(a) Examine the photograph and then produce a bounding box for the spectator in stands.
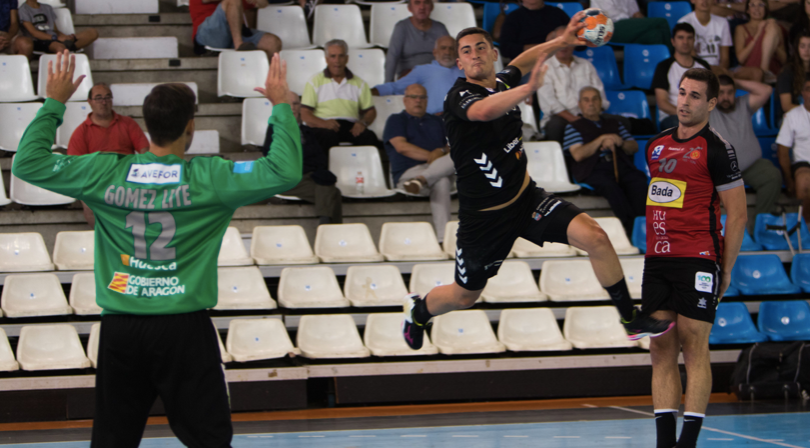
[788,0,809,53]
[302,39,380,152]
[499,0,569,60]
[733,0,786,84]
[0,0,33,57]
[653,23,711,130]
[68,83,150,228]
[385,0,449,83]
[777,75,810,224]
[383,84,454,239]
[590,0,672,50]
[711,75,782,229]
[263,91,342,224]
[18,0,97,54]
[190,0,281,57]
[778,31,810,113]
[373,36,462,115]
[715,0,800,22]
[538,26,612,144]
[563,87,646,235]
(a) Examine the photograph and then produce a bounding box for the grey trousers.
[742,158,783,231]
[281,173,343,223]
[396,154,455,241]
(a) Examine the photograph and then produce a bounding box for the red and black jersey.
[645,124,744,263]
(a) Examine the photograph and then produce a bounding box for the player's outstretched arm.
[509,11,587,77]
[466,51,551,122]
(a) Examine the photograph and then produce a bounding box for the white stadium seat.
[251,225,318,265]
[429,3,476,38]
[364,313,439,356]
[16,324,91,371]
[297,315,370,358]
[76,0,158,13]
[56,102,91,148]
[10,171,75,206]
[218,50,268,98]
[277,266,350,308]
[88,37,177,59]
[226,318,296,362]
[0,56,38,102]
[0,328,19,371]
[315,223,384,263]
[52,230,94,270]
[344,264,408,307]
[0,103,43,151]
[145,130,218,154]
[498,308,573,351]
[280,49,326,96]
[637,336,650,350]
[0,232,55,272]
[257,6,313,50]
[442,221,459,258]
[369,3,411,47]
[312,5,372,48]
[0,174,11,207]
[524,141,580,193]
[539,259,609,301]
[216,324,233,363]
[410,262,456,296]
[87,322,100,368]
[620,257,644,299]
[346,48,385,89]
[431,310,506,355]
[481,260,547,303]
[564,306,638,349]
[329,146,396,198]
[575,217,640,255]
[518,101,539,135]
[218,227,253,266]
[69,273,102,315]
[368,95,404,140]
[510,237,576,258]
[110,82,198,107]
[379,222,447,261]
[38,54,93,101]
[241,98,275,146]
[54,7,75,34]
[21,0,65,7]
[1,273,73,318]
[214,267,277,310]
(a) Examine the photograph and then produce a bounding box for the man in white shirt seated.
[590,0,671,50]
[776,75,810,225]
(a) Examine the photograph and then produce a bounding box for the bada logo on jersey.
[646,177,686,208]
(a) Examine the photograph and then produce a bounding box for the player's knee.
[15,37,33,57]
[584,225,612,254]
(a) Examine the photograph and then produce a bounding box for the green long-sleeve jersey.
[13,99,303,315]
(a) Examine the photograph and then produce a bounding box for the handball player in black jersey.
[402,16,675,350]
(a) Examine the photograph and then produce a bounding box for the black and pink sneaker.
[402,293,432,350]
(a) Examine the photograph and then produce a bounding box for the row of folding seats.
[710,301,810,344]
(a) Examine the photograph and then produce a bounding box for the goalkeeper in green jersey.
[13,51,302,447]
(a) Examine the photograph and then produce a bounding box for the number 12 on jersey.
[125,211,177,261]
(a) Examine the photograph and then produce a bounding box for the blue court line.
[2,413,808,447]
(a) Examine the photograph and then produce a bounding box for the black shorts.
[792,161,810,177]
[453,184,582,291]
[32,39,53,53]
[641,257,722,324]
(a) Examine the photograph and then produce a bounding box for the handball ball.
[577,8,614,47]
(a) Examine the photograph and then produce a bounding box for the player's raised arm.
[509,10,588,76]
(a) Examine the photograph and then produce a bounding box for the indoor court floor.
[0,396,807,447]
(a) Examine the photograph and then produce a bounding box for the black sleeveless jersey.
[443,66,527,211]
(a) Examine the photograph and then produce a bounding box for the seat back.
[563,306,637,348]
[574,46,623,90]
[553,2,583,17]
[88,37,178,59]
[753,213,810,251]
[241,98,274,146]
[0,328,18,371]
[0,172,11,206]
[370,3,411,47]
[215,267,276,310]
[631,216,647,253]
[604,90,651,119]
[623,44,670,90]
[1,273,72,318]
[511,237,575,258]
[482,2,519,34]
[429,3,476,38]
[10,170,75,206]
[368,95,405,140]
[329,146,395,198]
[409,262,455,296]
[791,253,810,293]
[346,48,386,89]
[518,101,539,133]
[720,214,761,251]
[539,259,609,301]
[758,300,810,341]
[280,49,327,96]
[278,266,349,308]
[0,103,43,151]
[257,6,312,49]
[647,1,692,29]
[69,272,101,315]
[431,310,506,354]
[442,220,459,257]
[52,230,94,270]
[592,217,639,254]
[498,308,572,351]
[345,265,408,306]
[709,302,767,344]
[86,322,100,368]
[250,225,318,265]
[218,227,252,266]
[53,7,75,34]
[16,324,91,371]
[364,313,439,356]
[226,318,294,362]
[38,54,93,101]
[297,314,370,358]
[217,51,268,98]
[313,5,370,48]
[314,223,383,262]
[111,82,198,107]
[481,260,546,303]
[75,0,158,13]
[379,222,446,261]
[56,102,91,148]
[0,56,37,102]
[523,141,581,193]
[731,254,801,295]
[0,232,54,272]
[620,257,645,299]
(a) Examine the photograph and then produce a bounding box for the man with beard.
[709,74,781,228]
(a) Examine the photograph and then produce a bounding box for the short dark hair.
[88,82,110,100]
[745,0,769,19]
[717,74,735,88]
[680,68,719,101]
[672,22,695,38]
[143,84,196,147]
[455,27,494,53]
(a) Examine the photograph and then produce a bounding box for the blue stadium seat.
[574,46,626,90]
[604,90,651,120]
[757,300,810,341]
[631,216,647,253]
[623,44,670,90]
[647,1,692,30]
[757,137,780,169]
[553,2,583,17]
[633,141,651,178]
[731,254,801,295]
[720,215,762,251]
[709,302,768,344]
[753,213,810,251]
[723,285,740,297]
[482,3,519,35]
[790,253,810,293]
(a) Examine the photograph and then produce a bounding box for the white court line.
[504,435,529,438]
[606,436,632,439]
[610,406,805,448]
[401,435,427,437]
[708,438,734,441]
[452,435,479,437]
[554,436,580,438]
[349,435,376,437]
